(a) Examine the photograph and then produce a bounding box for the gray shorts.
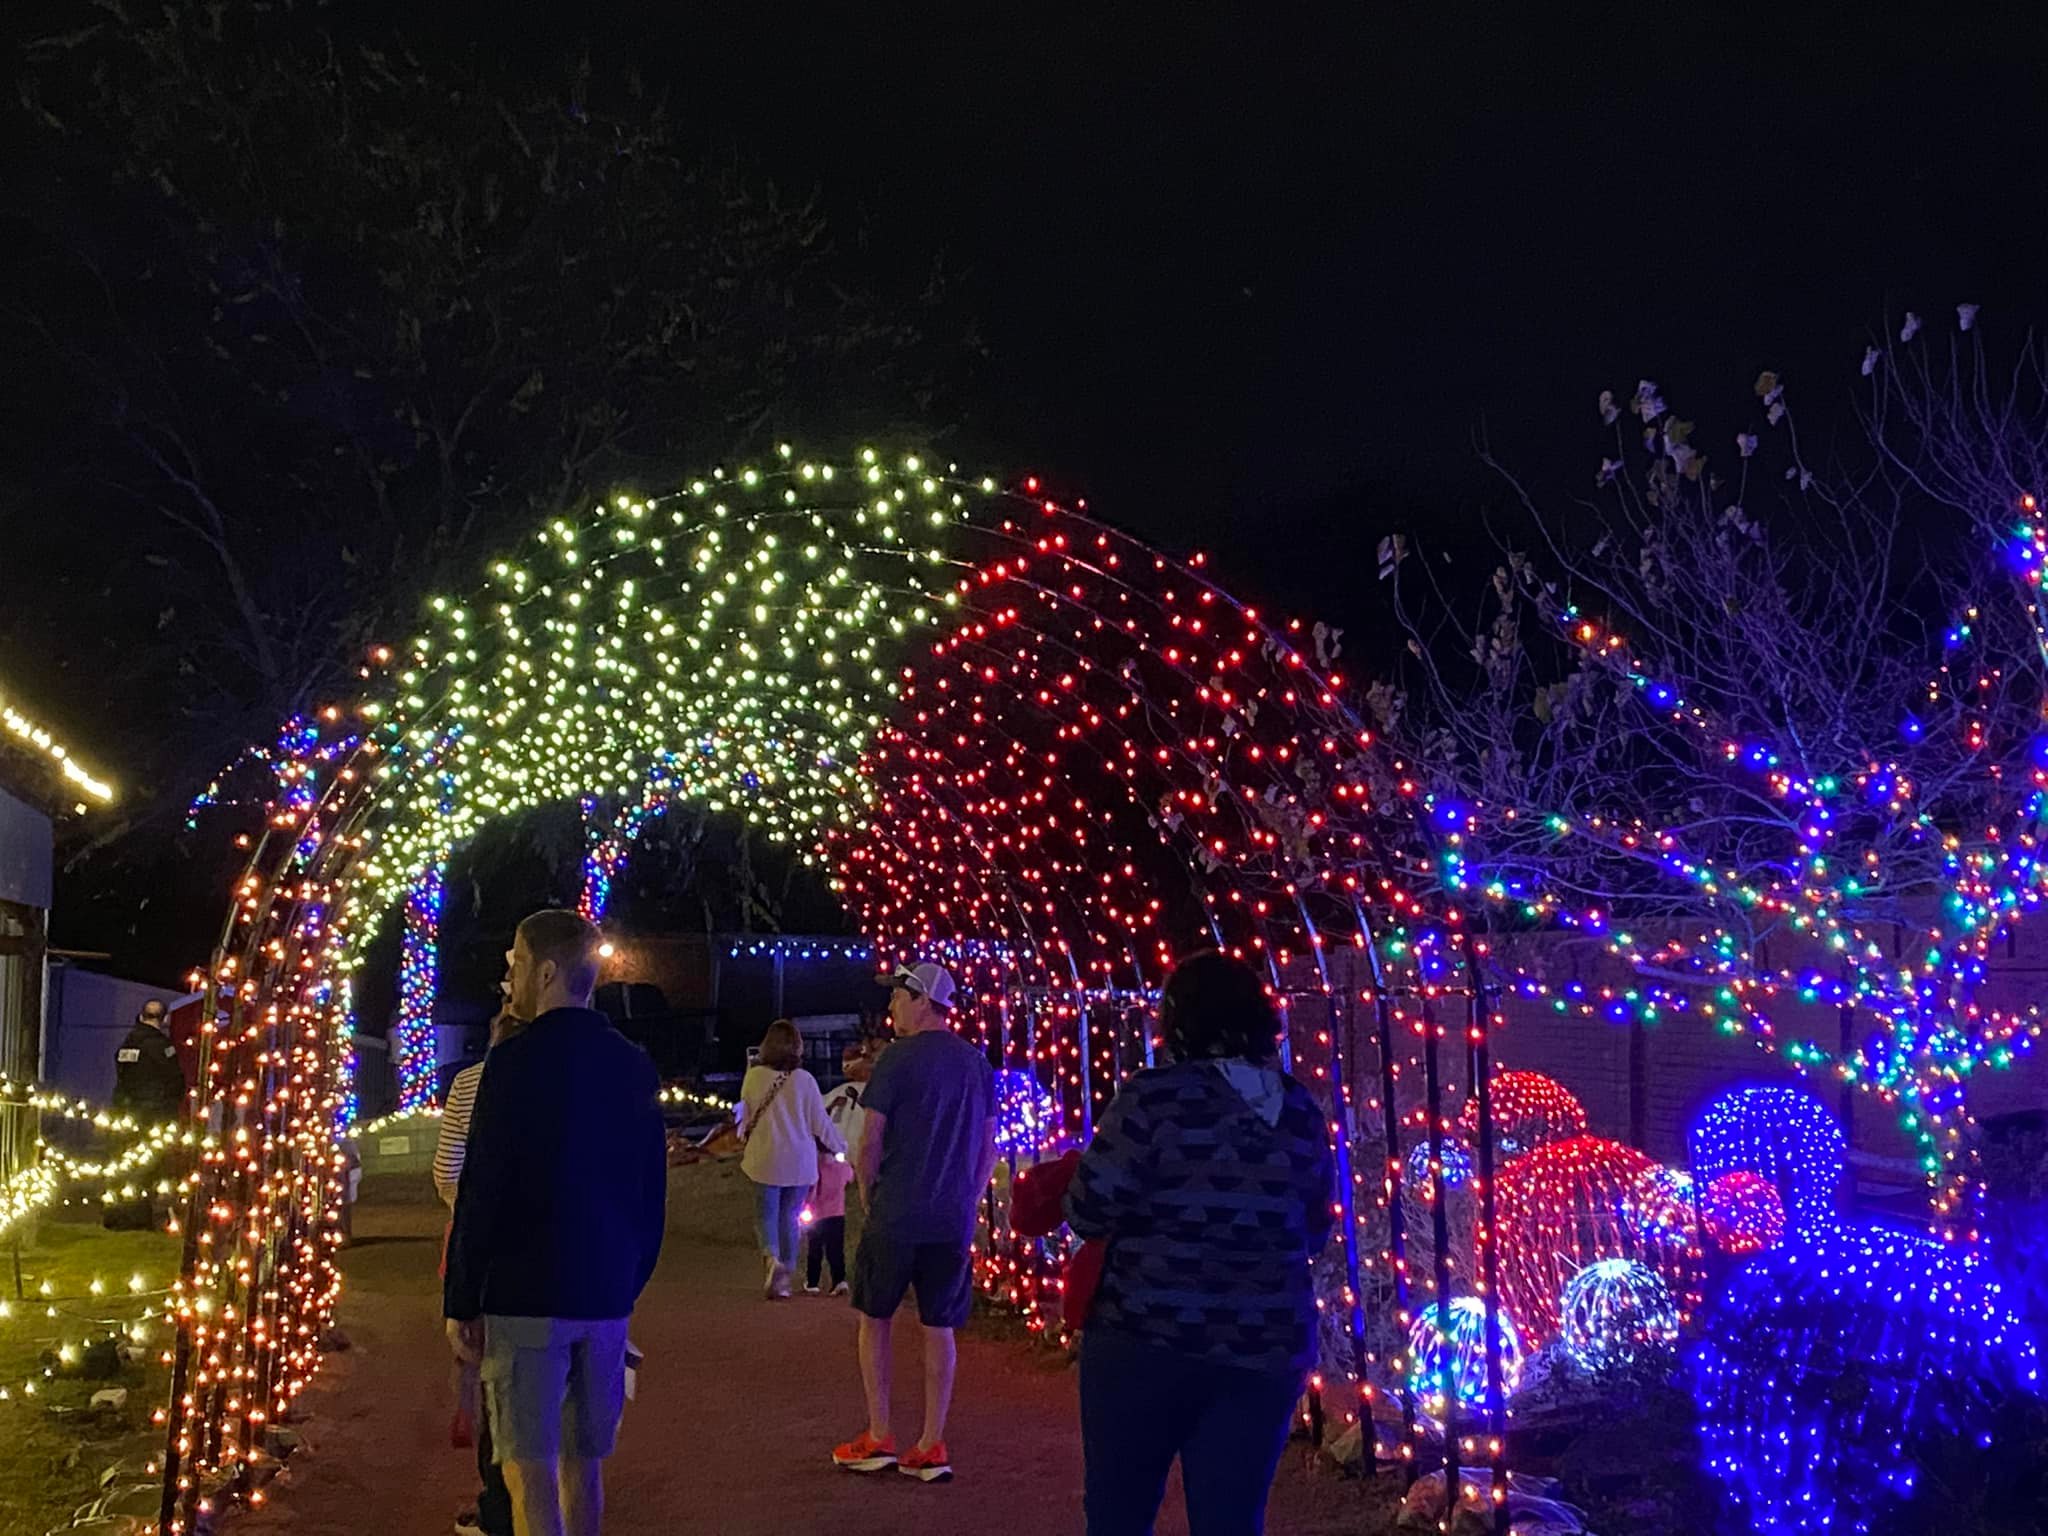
[481,1315,630,1463]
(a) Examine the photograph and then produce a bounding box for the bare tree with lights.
[1385,310,2048,1234]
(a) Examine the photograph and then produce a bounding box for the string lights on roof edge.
[0,680,115,805]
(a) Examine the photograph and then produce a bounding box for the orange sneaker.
[898,1442,953,1483]
[832,1431,898,1473]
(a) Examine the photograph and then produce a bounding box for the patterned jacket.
[1063,1060,1334,1373]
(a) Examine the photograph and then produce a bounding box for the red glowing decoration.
[1700,1169,1786,1255]
[1496,1134,1703,1347]
[1460,1069,1587,1162]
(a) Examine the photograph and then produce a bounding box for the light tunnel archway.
[160,448,1511,1532]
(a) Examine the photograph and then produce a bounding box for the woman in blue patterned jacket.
[1064,950,1335,1536]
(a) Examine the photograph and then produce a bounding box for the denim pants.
[1078,1328,1303,1536]
[753,1181,805,1266]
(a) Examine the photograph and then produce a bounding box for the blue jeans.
[1078,1328,1303,1536]
[753,1182,805,1267]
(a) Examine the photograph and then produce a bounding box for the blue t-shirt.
[862,1029,996,1244]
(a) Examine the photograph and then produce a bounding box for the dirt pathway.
[240,1169,1372,1536]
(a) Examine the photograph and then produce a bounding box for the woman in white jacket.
[741,1019,847,1298]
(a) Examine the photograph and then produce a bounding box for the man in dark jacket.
[445,911,667,1536]
[112,1000,185,1121]
[105,1000,185,1231]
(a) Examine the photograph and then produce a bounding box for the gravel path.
[237,1165,1376,1535]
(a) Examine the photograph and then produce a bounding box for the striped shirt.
[1064,1059,1334,1373]
[434,1061,486,1206]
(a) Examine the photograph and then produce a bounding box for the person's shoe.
[898,1442,953,1483]
[831,1280,851,1297]
[803,1283,822,1296]
[453,1509,484,1536]
[769,1261,793,1300]
[832,1431,898,1472]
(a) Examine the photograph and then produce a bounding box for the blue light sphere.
[1406,1296,1525,1423]
[1559,1257,1681,1374]
[991,1068,1063,1156]
[1689,1085,1845,1238]
[1404,1136,1474,1198]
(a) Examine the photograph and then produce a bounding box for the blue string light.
[393,865,443,1113]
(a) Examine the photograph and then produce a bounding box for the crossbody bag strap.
[739,1071,791,1144]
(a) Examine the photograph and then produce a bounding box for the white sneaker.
[767,1260,793,1300]
[831,1281,850,1297]
[804,1284,822,1295]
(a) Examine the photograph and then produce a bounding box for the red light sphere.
[1700,1169,1786,1256]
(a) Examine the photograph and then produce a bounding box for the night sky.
[329,0,2048,624]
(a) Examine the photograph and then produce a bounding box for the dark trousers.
[476,1396,513,1536]
[1078,1328,1303,1536]
[806,1215,847,1288]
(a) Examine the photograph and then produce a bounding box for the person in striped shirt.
[437,1007,526,1206]
[436,1006,524,1536]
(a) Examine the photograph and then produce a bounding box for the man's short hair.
[517,909,604,997]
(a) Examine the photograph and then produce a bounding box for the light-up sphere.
[1689,1085,1845,1237]
[1559,1258,1681,1374]
[1631,1165,1697,1243]
[991,1069,1063,1157]
[1462,1070,1588,1162]
[1700,1170,1785,1255]
[1497,1134,1701,1347]
[1404,1136,1474,1198]
[1406,1296,1524,1422]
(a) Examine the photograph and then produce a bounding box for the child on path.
[805,1149,854,1295]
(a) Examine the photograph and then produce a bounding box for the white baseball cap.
[888,961,957,1011]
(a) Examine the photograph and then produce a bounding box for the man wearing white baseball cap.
[832,960,996,1485]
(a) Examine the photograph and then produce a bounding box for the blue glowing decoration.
[1559,1258,1681,1374]
[1405,1135,1474,1196]
[394,864,444,1113]
[1406,1296,1525,1423]
[1689,1085,1846,1237]
[1692,1222,2042,1536]
[992,1069,1064,1157]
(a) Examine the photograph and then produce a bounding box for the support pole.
[1463,937,1510,1536]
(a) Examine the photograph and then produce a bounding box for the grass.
[0,1211,181,1536]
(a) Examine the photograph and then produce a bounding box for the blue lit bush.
[1692,1221,2040,1535]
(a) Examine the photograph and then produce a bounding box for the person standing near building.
[106,999,185,1230]
[111,999,184,1121]
[833,962,995,1485]
[445,912,668,1536]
